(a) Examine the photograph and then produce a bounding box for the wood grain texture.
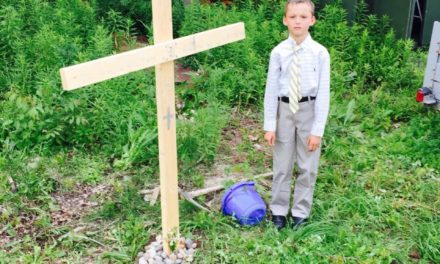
[152,0,178,255]
[60,22,245,90]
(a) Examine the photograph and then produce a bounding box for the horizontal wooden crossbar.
[60,22,245,90]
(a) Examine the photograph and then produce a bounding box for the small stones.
[177,237,186,250]
[148,248,157,258]
[185,238,193,249]
[138,235,197,264]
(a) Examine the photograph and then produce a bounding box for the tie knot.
[293,45,301,53]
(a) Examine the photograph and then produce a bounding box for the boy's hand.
[307,135,321,151]
[264,131,276,146]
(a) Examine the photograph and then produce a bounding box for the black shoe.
[271,215,287,230]
[291,216,308,229]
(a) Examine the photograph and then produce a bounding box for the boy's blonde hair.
[285,0,315,16]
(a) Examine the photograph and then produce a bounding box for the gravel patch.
[138,235,197,264]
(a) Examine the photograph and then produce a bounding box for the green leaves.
[314,2,421,94]
[0,0,114,150]
[177,103,228,178]
[113,121,158,170]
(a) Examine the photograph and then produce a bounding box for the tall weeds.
[0,0,427,164]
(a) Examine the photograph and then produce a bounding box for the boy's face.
[283,3,316,40]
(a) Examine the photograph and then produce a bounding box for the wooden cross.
[59,0,245,253]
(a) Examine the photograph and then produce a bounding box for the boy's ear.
[283,16,288,26]
[310,15,316,26]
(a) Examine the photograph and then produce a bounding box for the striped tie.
[289,45,302,114]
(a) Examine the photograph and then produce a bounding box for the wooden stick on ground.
[259,179,272,190]
[187,185,225,198]
[252,171,273,180]
[188,171,273,198]
[7,176,17,193]
[178,189,211,213]
[139,189,154,195]
[139,171,273,206]
[150,187,160,206]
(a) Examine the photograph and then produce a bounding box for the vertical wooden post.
[152,0,179,254]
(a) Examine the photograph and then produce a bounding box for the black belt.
[278,96,316,103]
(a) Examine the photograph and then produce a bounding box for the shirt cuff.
[264,120,277,132]
[310,126,324,137]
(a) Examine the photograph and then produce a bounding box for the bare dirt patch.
[50,183,111,227]
[0,183,112,250]
[201,107,272,186]
[191,108,273,211]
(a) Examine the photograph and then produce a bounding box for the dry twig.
[7,176,17,193]
[150,187,160,206]
[138,171,273,211]
[178,189,211,213]
[188,171,273,198]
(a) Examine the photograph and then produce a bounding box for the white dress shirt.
[264,34,330,137]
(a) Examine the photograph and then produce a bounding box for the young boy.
[264,0,330,229]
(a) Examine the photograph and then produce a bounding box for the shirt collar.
[287,34,313,51]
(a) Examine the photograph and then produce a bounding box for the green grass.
[179,89,439,264]
[1,90,438,263]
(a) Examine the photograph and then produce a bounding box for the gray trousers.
[270,100,321,218]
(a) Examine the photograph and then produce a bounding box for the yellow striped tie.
[289,45,302,114]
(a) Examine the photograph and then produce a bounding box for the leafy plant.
[178,103,229,179]
[94,0,185,37]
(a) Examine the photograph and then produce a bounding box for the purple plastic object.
[221,181,266,225]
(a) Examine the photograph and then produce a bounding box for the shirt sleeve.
[264,50,281,132]
[311,49,330,137]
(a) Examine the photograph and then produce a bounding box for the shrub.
[93,0,185,38]
[179,1,285,106]
[0,0,427,171]
[179,0,422,109]
[178,103,228,171]
[0,0,109,149]
[313,2,420,93]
